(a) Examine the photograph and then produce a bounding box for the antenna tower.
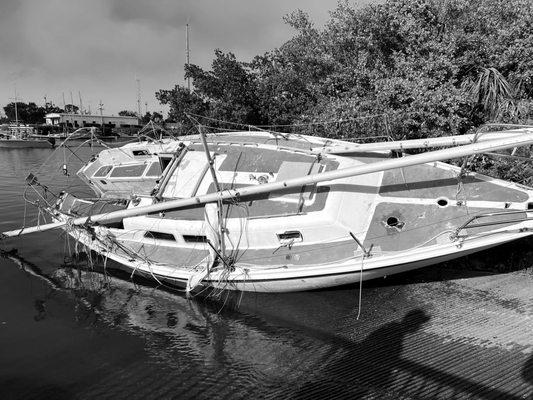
[98,100,104,129]
[136,78,142,118]
[78,91,84,115]
[186,22,191,91]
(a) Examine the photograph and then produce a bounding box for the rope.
[356,254,364,320]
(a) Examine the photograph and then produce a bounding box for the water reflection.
[2,246,531,399]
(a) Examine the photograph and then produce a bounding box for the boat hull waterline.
[53,217,531,292]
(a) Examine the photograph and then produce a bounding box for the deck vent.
[144,231,176,241]
[437,198,449,207]
[183,235,208,243]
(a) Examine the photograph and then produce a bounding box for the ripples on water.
[0,146,532,399]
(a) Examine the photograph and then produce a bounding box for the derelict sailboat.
[3,127,533,292]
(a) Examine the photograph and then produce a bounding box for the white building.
[45,113,139,128]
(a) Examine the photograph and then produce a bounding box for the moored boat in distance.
[3,127,533,292]
[0,124,55,148]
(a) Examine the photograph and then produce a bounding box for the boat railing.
[452,209,533,239]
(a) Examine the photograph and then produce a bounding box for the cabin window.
[93,165,113,177]
[110,164,147,178]
[277,231,303,246]
[277,231,303,241]
[144,231,176,241]
[145,162,162,177]
[132,150,150,156]
[183,235,208,243]
[159,157,172,172]
[436,198,449,207]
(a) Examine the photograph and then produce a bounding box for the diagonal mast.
[198,125,226,257]
[2,131,533,238]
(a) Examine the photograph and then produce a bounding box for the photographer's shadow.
[290,308,430,399]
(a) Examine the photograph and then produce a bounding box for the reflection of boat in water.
[0,247,298,377]
[4,127,533,292]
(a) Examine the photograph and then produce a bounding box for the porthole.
[436,197,449,207]
[386,216,399,227]
[384,216,405,231]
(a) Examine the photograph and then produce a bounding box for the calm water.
[1,146,532,400]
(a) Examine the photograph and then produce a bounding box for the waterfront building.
[45,113,139,129]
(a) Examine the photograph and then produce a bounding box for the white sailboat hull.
[56,215,532,292]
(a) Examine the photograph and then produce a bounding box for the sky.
[0,0,369,118]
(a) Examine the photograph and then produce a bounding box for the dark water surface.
[1,146,533,399]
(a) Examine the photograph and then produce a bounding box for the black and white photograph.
[1,0,533,398]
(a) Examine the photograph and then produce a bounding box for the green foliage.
[156,85,209,133]
[2,101,65,125]
[185,50,261,125]
[44,102,63,114]
[64,104,79,114]
[157,0,533,141]
[3,102,46,124]
[118,110,138,117]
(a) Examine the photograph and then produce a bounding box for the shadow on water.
[2,247,532,399]
[289,309,431,399]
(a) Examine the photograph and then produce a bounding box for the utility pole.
[62,92,66,110]
[186,22,190,91]
[136,78,142,118]
[14,86,19,126]
[145,101,148,115]
[98,100,104,132]
[69,91,74,113]
[78,91,84,115]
